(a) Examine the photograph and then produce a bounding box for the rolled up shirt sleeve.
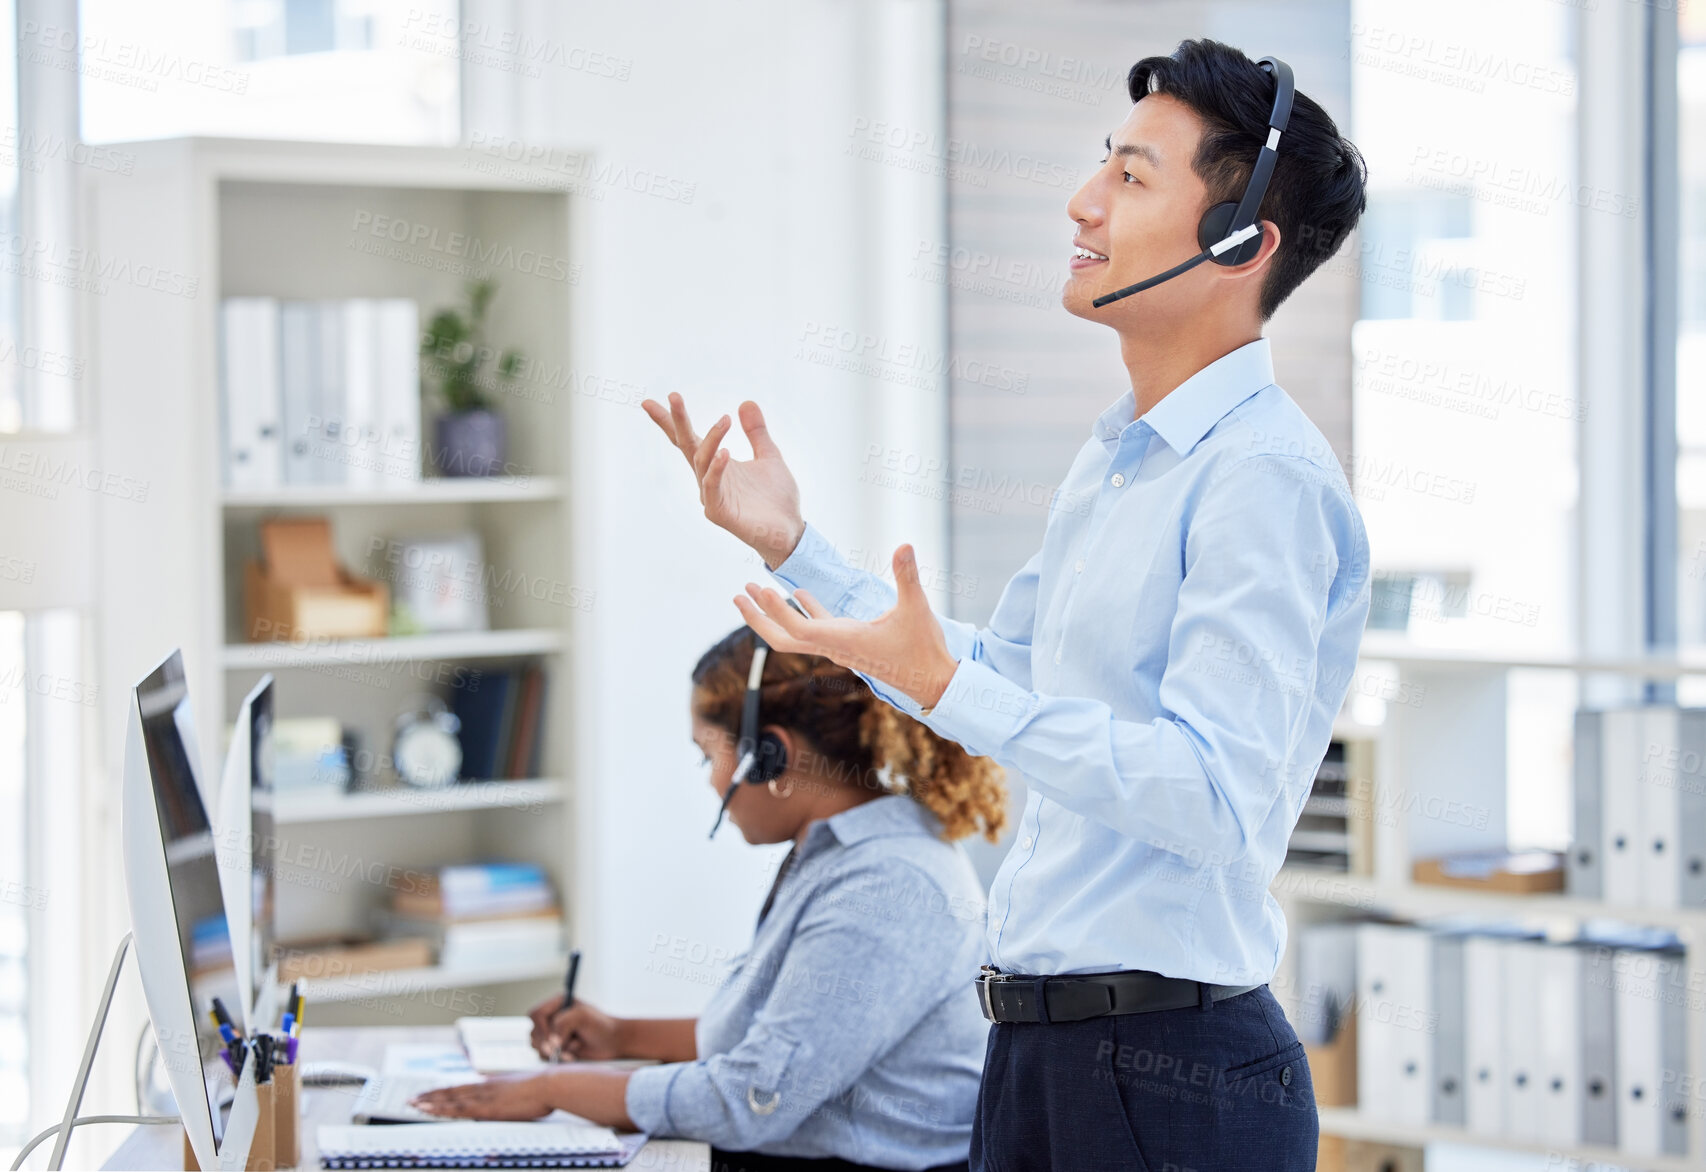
[918,455,1366,864]
[768,522,1041,717]
[622,860,977,1151]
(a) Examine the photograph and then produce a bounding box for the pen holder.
[272,1061,301,1169]
[183,1064,298,1171]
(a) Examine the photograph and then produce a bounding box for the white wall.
[461,0,949,1014]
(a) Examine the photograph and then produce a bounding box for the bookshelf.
[87,137,590,1026]
[1272,639,1706,1165]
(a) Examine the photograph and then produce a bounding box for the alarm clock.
[392,698,462,789]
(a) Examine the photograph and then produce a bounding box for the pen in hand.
[549,949,581,1063]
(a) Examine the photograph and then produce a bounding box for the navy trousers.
[968,985,1317,1172]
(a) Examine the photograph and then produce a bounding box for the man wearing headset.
[646,38,1370,1172]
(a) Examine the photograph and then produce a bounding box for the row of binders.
[1341,921,1687,1158]
[1571,706,1706,909]
[221,297,422,490]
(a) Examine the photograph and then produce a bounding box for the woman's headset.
[708,633,789,839]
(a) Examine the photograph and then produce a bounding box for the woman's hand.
[410,1074,556,1121]
[412,1070,638,1132]
[528,994,626,1061]
[527,993,566,1057]
[641,395,806,570]
[545,1001,626,1062]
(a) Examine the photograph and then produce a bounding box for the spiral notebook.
[317,1121,637,1168]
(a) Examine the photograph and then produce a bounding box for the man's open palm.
[641,393,804,568]
[735,543,958,711]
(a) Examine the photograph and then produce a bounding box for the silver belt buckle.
[977,965,1004,1021]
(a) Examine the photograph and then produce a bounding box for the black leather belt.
[975,965,1262,1024]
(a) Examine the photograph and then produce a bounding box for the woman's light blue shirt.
[624,795,989,1168]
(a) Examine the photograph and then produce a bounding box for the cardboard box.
[1413,849,1565,893]
[1305,1007,1357,1107]
[243,517,387,643]
[1343,1140,1424,1172]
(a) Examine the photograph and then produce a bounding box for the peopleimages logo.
[348,211,576,283]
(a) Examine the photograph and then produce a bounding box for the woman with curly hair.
[414,625,1008,1172]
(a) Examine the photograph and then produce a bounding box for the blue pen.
[217,1022,238,1047]
[280,1011,295,1035]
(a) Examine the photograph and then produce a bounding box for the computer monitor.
[217,674,279,1026]
[123,650,259,1171]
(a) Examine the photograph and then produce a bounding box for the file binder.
[1501,938,1546,1141]
[1463,935,1505,1137]
[1642,708,1706,909]
[1601,708,1646,906]
[1430,933,1466,1127]
[1579,944,1617,1148]
[1569,708,1603,898]
[220,297,282,490]
[1356,923,1432,1126]
[1614,946,1688,1157]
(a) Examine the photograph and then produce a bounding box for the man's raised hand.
[733,543,959,711]
[640,393,805,568]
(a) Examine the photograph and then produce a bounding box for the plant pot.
[434,409,507,478]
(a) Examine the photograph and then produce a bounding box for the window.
[0,0,20,432]
[1678,6,1706,650]
[1349,0,1579,656]
[78,0,459,145]
[0,612,24,1156]
[0,608,84,1169]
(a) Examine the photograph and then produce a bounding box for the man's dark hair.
[1129,39,1367,320]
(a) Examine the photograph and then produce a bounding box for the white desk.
[102,1026,710,1171]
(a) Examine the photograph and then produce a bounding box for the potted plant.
[420,278,524,477]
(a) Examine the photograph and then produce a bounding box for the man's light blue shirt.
[770,338,1371,986]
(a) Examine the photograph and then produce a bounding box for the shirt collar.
[1091,337,1275,457]
[803,794,941,854]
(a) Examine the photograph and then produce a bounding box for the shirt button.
[1074,560,1085,574]
[1281,1066,1293,1086]
[1110,472,1126,487]
[1020,836,1034,850]
[1053,648,1062,664]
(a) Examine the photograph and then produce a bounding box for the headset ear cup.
[753,731,787,784]
[1198,201,1263,266]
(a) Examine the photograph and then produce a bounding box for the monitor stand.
[38,933,259,1172]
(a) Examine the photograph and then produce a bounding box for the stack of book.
[220,297,422,489]
[450,664,548,781]
[387,862,562,971]
[1283,736,1374,873]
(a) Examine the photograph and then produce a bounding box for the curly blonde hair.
[690,626,1008,842]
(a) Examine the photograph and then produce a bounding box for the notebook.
[317,1121,633,1168]
[456,1016,546,1073]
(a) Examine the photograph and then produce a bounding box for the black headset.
[1091,55,1295,309]
[707,633,789,839]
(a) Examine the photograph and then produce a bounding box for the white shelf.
[1274,866,1706,932]
[222,628,562,669]
[273,780,564,823]
[299,953,568,1004]
[1357,631,1706,677]
[222,477,564,508]
[1317,1107,1697,1170]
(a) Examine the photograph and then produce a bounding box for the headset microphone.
[1091,55,1295,310]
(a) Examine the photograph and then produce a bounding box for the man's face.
[1062,93,1219,322]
